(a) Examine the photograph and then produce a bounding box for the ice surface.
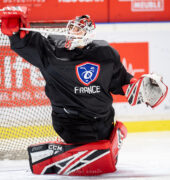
[0,132,170,180]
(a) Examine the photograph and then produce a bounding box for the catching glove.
[0,6,29,38]
[123,73,168,108]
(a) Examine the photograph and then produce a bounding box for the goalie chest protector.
[9,32,132,119]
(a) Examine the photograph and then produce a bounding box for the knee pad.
[28,121,127,176]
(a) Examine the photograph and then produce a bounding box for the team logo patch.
[76,62,100,86]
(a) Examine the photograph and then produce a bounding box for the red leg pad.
[28,121,127,176]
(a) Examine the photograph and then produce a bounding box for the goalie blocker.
[0,6,29,38]
[27,121,127,176]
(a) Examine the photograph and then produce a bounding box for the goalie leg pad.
[27,121,127,176]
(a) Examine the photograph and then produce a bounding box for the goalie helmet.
[65,15,96,50]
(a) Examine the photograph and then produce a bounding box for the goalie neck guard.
[65,15,96,50]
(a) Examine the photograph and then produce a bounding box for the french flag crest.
[76,62,100,86]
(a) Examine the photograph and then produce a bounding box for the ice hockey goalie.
[0,6,168,176]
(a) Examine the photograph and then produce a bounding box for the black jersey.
[9,32,132,119]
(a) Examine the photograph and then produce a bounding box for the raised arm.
[0,6,53,69]
[9,31,53,69]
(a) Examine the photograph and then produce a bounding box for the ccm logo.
[48,144,63,152]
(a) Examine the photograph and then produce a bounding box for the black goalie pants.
[52,107,114,144]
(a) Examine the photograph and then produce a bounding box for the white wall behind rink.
[96,22,170,121]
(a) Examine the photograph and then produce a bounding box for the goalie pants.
[51,107,115,144]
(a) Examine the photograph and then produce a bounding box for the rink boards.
[0,118,170,139]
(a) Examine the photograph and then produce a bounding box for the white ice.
[0,132,170,180]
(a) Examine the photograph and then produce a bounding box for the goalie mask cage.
[0,22,67,160]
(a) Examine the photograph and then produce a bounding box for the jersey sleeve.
[9,32,55,69]
[109,47,133,95]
